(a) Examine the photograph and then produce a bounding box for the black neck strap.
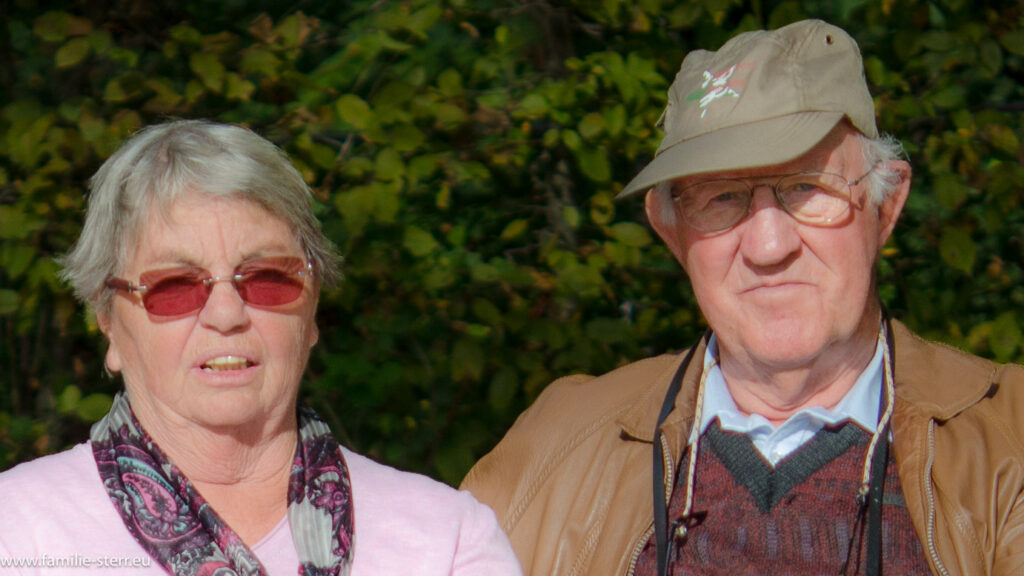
[652,317,895,576]
[652,332,705,576]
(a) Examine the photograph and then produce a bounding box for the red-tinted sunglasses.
[105,257,313,317]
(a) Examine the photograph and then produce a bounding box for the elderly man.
[462,19,1024,576]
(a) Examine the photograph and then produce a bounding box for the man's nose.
[739,186,802,266]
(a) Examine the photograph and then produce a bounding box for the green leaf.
[241,48,283,77]
[405,4,442,36]
[0,290,19,316]
[933,174,967,210]
[500,219,529,241]
[988,125,1020,155]
[608,222,652,247]
[375,148,405,180]
[143,78,183,113]
[76,394,113,423]
[2,245,35,279]
[488,369,518,414]
[403,225,439,257]
[55,37,91,68]
[190,52,226,93]
[472,298,503,327]
[169,24,202,44]
[590,193,615,225]
[225,73,255,101]
[585,317,627,344]
[103,77,129,102]
[495,25,509,45]
[563,206,580,229]
[437,69,463,97]
[391,124,425,152]
[517,94,548,118]
[576,147,610,182]
[939,227,976,274]
[605,105,626,136]
[34,11,91,43]
[452,338,484,382]
[561,130,582,152]
[999,30,1024,56]
[920,31,957,51]
[432,102,467,126]
[0,206,46,239]
[433,438,476,487]
[578,113,605,139]
[335,95,374,130]
[990,312,1021,362]
[928,86,965,109]
[56,386,82,414]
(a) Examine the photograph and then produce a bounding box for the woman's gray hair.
[649,131,907,228]
[60,119,342,314]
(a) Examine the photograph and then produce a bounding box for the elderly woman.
[0,120,521,576]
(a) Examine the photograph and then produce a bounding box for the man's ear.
[876,159,911,248]
[644,187,687,264]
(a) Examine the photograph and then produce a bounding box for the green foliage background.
[1,0,1022,485]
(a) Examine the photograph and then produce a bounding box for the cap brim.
[616,112,845,199]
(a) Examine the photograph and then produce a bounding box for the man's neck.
[716,325,881,427]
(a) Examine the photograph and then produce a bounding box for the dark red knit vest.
[635,421,931,575]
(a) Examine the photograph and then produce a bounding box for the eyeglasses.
[105,257,314,317]
[671,166,877,233]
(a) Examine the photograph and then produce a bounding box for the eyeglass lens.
[678,172,854,232]
[135,257,309,316]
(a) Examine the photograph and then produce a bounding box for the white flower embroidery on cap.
[687,63,751,118]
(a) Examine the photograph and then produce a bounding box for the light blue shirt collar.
[697,333,884,466]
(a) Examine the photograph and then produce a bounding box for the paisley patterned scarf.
[90,392,354,576]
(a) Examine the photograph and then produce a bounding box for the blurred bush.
[1,0,1022,485]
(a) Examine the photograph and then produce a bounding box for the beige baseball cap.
[617,19,878,199]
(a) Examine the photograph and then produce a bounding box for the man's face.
[646,125,909,375]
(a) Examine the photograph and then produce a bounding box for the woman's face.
[98,192,319,434]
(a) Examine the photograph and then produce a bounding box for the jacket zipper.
[626,432,676,575]
[924,420,951,576]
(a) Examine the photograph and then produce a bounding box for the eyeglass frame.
[668,163,880,233]
[104,257,315,316]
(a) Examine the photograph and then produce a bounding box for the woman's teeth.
[202,356,251,372]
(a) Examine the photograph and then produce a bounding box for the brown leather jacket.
[462,320,1024,575]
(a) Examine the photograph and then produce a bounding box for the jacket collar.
[617,319,996,441]
[616,335,710,443]
[890,319,996,421]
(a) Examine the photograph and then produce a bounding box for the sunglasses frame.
[105,257,314,316]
